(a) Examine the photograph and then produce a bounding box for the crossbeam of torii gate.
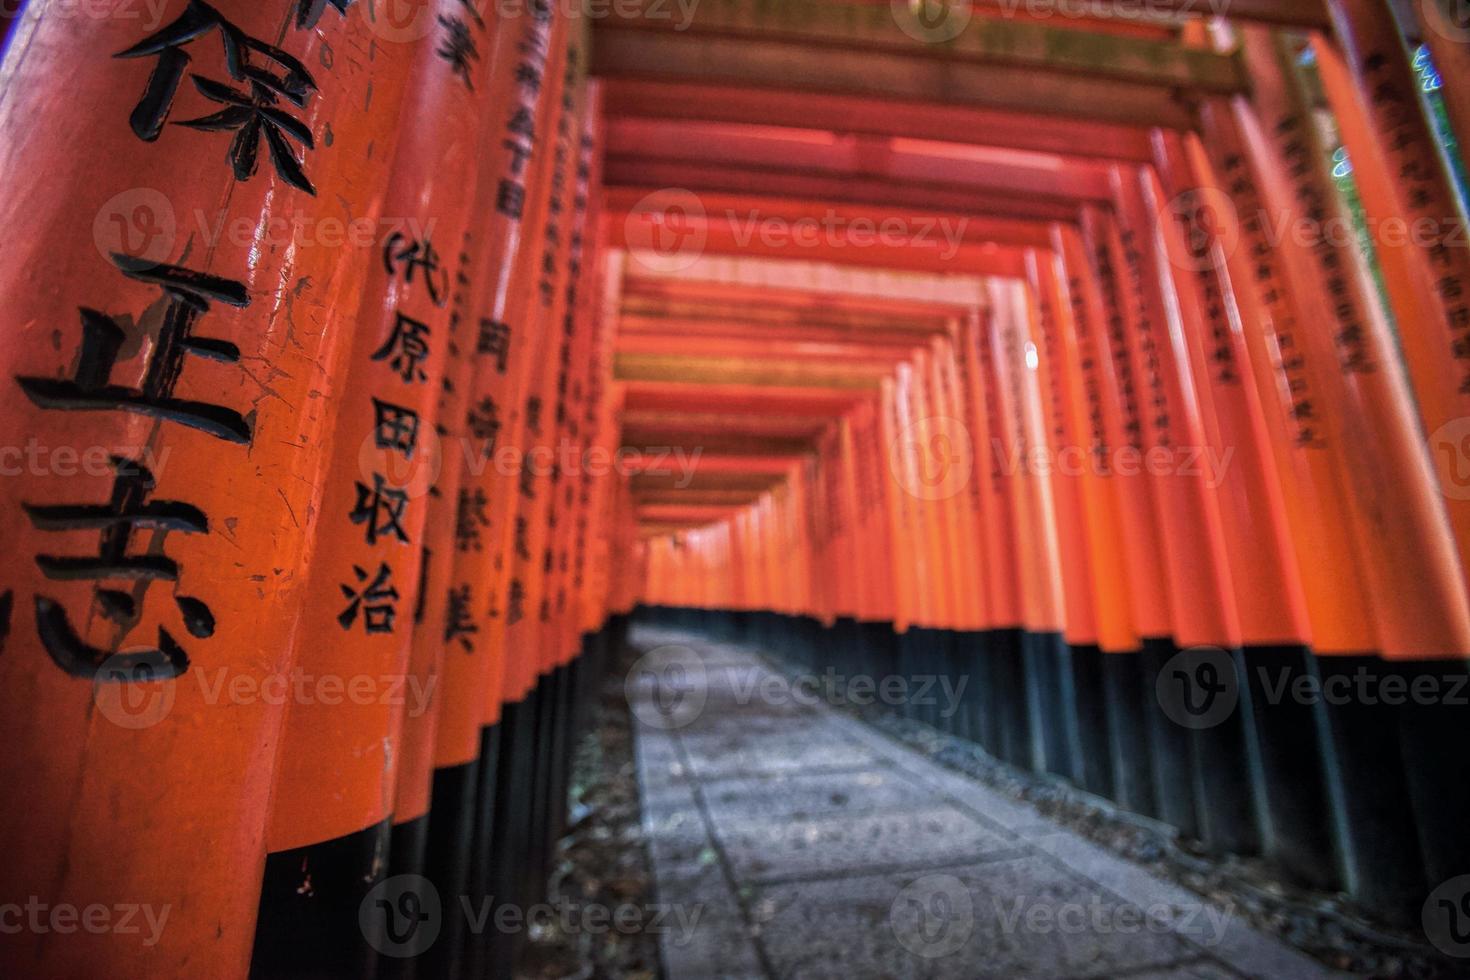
[612,255,987,531]
[9,0,1470,975]
[598,0,1470,949]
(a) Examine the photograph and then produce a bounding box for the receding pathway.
[627,626,1351,980]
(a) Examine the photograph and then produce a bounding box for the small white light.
[1025,342,1040,371]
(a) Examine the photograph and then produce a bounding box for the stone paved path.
[627,626,1352,980]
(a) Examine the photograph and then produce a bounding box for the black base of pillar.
[1024,631,1078,781]
[376,813,431,980]
[1315,657,1426,923]
[1069,643,1115,801]
[990,628,1031,769]
[485,695,537,977]
[1395,658,1470,895]
[961,631,999,753]
[460,722,502,980]
[895,629,923,721]
[421,759,479,980]
[1106,647,1159,821]
[1239,646,1337,889]
[1187,647,1260,856]
[252,818,392,980]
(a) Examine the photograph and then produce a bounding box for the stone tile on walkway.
[629,627,1352,980]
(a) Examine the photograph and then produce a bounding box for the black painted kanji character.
[413,545,432,625]
[371,312,433,383]
[507,103,536,142]
[524,396,542,435]
[115,1,317,190]
[116,1,316,138]
[506,579,526,626]
[175,75,317,194]
[297,0,354,29]
[477,319,511,373]
[444,584,478,652]
[383,232,449,308]
[455,487,489,553]
[466,396,501,447]
[514,60,541,95]
[338,562,399,634]
[372,398,420,458]
[23,456,213,681]
[351,473,411,545]
[503,135,532,178]
[17,253,252,444]
[456,0,486,28]
[496,180,525,220]
[514,516,531,560]
[437,15,479,90]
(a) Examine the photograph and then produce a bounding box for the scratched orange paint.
[0,2,420,974]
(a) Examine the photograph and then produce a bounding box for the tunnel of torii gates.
[2,0,1470,975]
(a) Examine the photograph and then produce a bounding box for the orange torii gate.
[3,0,1470,974]
[615,0,1470,931]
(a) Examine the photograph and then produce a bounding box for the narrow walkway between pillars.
[627,627,1344,980]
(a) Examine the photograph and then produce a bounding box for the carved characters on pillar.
[16,255,250,680]
[437,0,489,90]
[14,3,350,680]
[495,5,554,222]
[115,1,320,193]
[17,255,252,444]
[296,0,354,29]
[27,456,213,680]
[340,228,450,635]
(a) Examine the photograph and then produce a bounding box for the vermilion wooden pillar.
[419,10,572,979]
[479,17,586,975]
[1026,249,1109,798]
[0,3,415,975]
[1315,4,1470,589]
[1244,22,1470,918]
[1053,223,1158,819]
[1182,116,1352,891]
[956,308,1028,761]
[249,1,493,975]
[1411,0,1470,161]
[1225,24,1470,919]
[995,279,1075,779]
